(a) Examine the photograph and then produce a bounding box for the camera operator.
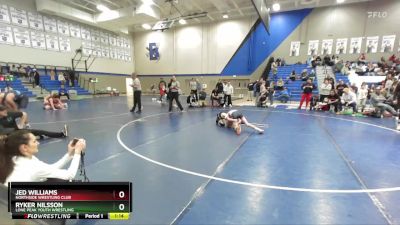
[0,130,86,185]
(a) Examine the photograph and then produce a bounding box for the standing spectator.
[129,73,142,113]
[271,60,278,79]
[247,81,254,101]
[298,79,315,110]
[320,79,332,102]
[32,69,40,88]
[58,72,65,85]
[10,65,18,76]
[189,78,198,101]
[358,83,368,112]
[223,82,234,107]
[50,68,56,80]
[168,76,183,112]
[216,80,224,94]
[350,83,358,94]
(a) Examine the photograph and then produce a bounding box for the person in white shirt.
[319,79,332,102]
[358,83,368,112]
[223,82,234,107]
[1,130,86,185]
[130,73,142,113]
[340,88,357,113]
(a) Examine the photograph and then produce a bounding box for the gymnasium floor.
[27,96,400,225]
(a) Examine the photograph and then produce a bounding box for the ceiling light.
[336,0,345,3]
[142,24,151,30]
[272,3,280,11]
[142,0,153,5]
[96,4,110,12]
[222,14,229,19]
[178,19,187,25]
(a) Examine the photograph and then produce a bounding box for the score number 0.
[117,191,126,211]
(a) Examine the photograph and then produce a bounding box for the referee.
[130,73,142,113]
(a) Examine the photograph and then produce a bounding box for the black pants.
[328,102,339,112]
[169,92,183,111]
[131,90,142,112]
[190,90,198,101]
[60,93,70,100]
[1,128,65,138]
[340,102,357,113]
[224,95,232,106]
[320,95,328,102]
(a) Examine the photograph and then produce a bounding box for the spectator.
[350,83,358,94]
[358,83,368,112]
[384,74,394,94]
[336,80,347,96]
[271,60,278,79]
[276,87,290,103]
[327,90,340,113]
[301,69,309,81]
[298,79,315,110]
[32,69,40,88]
[320,79,332,102]
[58,84,70,100]
[4,84,13,93]
[198,89,207,107]
[289,70,297,82]
[211,88,222,107]
[129,73,142,113]
[168,76,184,112]
[276,78,284,91]
[158,78,167,103]
[50,69,56,80]
[189,78,198,101]
[340,88,357,113]
[247,81,254,101]
[223,82,234,107]
[370,86,399,117]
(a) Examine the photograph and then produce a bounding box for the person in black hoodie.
[298,79,315,110]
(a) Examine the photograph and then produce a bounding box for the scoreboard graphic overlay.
[8,182,132,220]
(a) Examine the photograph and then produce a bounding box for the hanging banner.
[335,38,347,54]
[321,39,333,55]
[289,41,300,56]
[366,36,379,53]
[82,41,92,56]
[59,36,71,52]
[45,34,59,51]
[109,35,117,46]
[9,7,28,27]
[110,48,118,59]
[28,12,44,31]
[69,23,81,39]
[101,46,110,58]
[0,25,14,45]
[117,48,125,60]
[43,16,57,33]
[80,27,91,40]
[92,43,101,57]
[349,37,362,54]
[117,36,123,47]
[30,31,45,49]
[91,29,100,42]
[381,35,395,53]
[13,27,31,47]
[307,40,319,56]
[100,32,109,45]
[57,20,70,36]
[0,5,10,24]
[123,38,130,49]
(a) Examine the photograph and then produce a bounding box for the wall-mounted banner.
[69,23,81,39]
[109,35,117,46]
[110,48,117,59]
[117,36,123,47]
[13,27,30,47]
[349,37,362,54]
[335,38,347,54]
[91,29,100,42]
[0,25,14,45]
[366,36,379,53]
[101,46,110,58]
[92,43,101,57]
[381,35,395,53]
[9,7,28,27]
[43,16,57,33]
[82,41,92,56]
[100,32,109,45]
[80,27,91,40]
[307,40,319,56]
[0,5,10,24]
[117,49,125,60]
[45,34,59,51]
[57,20,70,36]
[321,39,333,55]
[123,38,131,49]
[28,12,43,31]
[289,41,300,57]
[30,31,45,49]
[59,36,71,52]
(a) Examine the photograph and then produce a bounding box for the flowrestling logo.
[367,11,388,19]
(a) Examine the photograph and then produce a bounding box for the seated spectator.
[384,74,394,94]
[327,90,340,113]
[0,130,85,184]
[58,85,70,100]
[358,53,366,63]
[289,70,297,82]
[336,80,348,96]
[4,84,13,93]
[370,86,399,117]
[43,94,66,110]
[320,79,332,102]
[276,88,290,103]
[340,88,358,113]
[301,69,309,81]
[276,78,284,91]
[198,89,207,107]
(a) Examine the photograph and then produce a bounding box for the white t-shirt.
[4,154,81,185]
[132,78,142,91]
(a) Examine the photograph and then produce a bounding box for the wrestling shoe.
[62,124,68,137]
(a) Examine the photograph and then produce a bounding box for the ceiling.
[47,0,374,33]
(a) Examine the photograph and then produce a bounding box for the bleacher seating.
[39,75,91,95]
[269,64,319,101]
[335,72,350,85]
[0,80,36,97]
